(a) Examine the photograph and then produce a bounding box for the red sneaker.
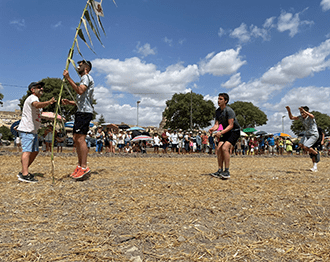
[73,167,91,179]
[70,166,81,178]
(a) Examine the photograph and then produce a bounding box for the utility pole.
[190,91,193,130]
[137,101,141,126]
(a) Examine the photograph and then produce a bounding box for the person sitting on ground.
[132,142,141,153]
[124,142,132,153]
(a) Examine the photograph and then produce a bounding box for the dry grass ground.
[0,149,330,261]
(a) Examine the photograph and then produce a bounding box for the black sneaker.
[316,151,321,163]
[221,170,230,179]
[18,173,38,183]
[210,169,222,178]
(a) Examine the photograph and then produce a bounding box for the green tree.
[18,77,97,121]
[290,111,330,136]
[163,92,216,130]
[0,93,3,106]
[229,101,267,129]
[98,114,106,126]
[0,125,14,140]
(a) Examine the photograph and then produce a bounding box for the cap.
[78,60,92,70]
[28,81,45,91]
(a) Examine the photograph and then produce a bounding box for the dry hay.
[0,150,330,261]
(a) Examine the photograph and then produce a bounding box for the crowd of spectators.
[10,125,330,157]
[233,134,329,156]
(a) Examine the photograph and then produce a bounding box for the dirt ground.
[0,148,330,261]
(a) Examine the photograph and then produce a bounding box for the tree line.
[1,79,330,139]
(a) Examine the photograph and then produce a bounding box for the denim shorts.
[19,132,39,152]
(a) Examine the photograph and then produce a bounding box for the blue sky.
[1,0,330,135]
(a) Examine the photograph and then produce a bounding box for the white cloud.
[261,39,330,85]
[228,80,282,104]
[178,39,186,45]
[10,19,25,30]
[163,36,173,47]
[229,22,271,43]
[221,73,242,89]
[265,86,330,113]
[257,112,291,135]
[91,38,330,128]
[203,94,218,108]
[259,86,330,135]
[93,57,199,96]
[218,27,226,37]
[277,10,313,37]
[0,99,20,111]
[226,9,313,44]
[199,47,246,76]
[51,21,62,29]
[92,85,166,126]
[321,0,330,11]
[230,23,251,43]
[135,42,156,57]
[91,57,200,126]
[263,17,276,29]
[228,39,330,105]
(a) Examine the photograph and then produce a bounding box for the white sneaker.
[310,168,318,172]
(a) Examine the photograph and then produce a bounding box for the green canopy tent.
[242,128,257,133]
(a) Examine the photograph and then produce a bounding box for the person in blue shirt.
[267,134,275,155]
[259,136,265,155]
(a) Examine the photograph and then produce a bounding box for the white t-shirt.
[112,134,117,145]
[17,94,42,134]
[154,136,160,146]
[171,133,178,144]
[118,134,124,144]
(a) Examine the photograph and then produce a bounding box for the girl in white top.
[153,134,160,154]
[112,132,117,153]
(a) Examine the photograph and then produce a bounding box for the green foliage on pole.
[163,92,216,130]
[49,0,115,178]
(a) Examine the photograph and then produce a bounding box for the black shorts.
[73,112,93,135]
[219,130,240,146]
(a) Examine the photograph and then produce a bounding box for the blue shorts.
[19,132,39,152]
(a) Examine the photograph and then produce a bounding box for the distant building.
[0,109,21,127]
